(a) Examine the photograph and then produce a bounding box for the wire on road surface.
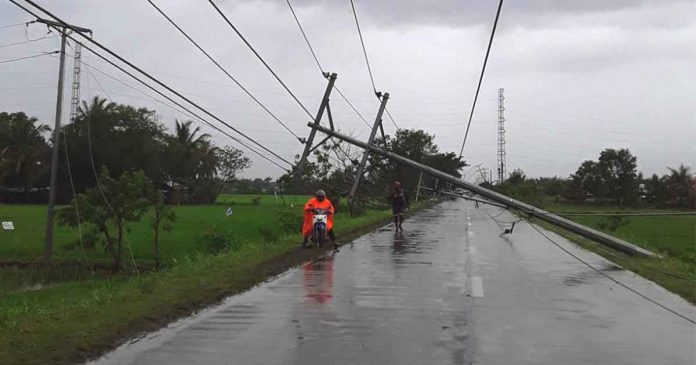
[527,221,696,325]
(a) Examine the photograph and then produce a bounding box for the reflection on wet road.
[91,200,695,365]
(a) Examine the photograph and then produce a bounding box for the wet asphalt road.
[90,200,695,365]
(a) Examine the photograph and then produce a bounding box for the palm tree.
[0,112,50,196]
[77,96,117,120]
[172,120,209,151]
[666,165,694,207]
[194,140,220,180]
[166,120,211,184]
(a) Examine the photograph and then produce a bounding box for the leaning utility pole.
[347,93,389,211]
[496,88,506,184]
[39,18,92,263]
[295,72,337,178]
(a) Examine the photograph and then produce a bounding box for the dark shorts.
[392,206,405,215]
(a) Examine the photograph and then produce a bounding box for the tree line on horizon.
[494,148,695,209]
[0,96,251,204]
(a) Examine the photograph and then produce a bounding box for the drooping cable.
[458,0,504,158]
[0,34,56,48]
[145,0,303,143]
[285,0,372,130]
[333,86,371,128]
[527,221,695,324]
[347,0,401,131]
[348,0,377,96]
[384,107,400,130]
[286,0,323,74]
[0,21,32,29]
[82,67,139,274]
[57,44,289,172]
[11,0,293,168]
[206,0,315,120]
[81,51,289,171]
[0,50,58,64]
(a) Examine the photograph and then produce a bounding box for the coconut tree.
[77,96,117,121]
[666,165,694,207]
[165,120,210,184]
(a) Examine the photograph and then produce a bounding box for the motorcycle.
[311,208,329,247]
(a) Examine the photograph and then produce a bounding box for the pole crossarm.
[309,124,657,258]
[35,18,92,34]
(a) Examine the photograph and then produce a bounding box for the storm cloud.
[1,0,694,179]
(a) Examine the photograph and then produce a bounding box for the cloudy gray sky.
[1,0,694,180]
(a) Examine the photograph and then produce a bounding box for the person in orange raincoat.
[302,189,336,248]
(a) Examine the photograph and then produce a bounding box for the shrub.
[277,211,302,234]
[201,225,242,254]
[258,226,280,243]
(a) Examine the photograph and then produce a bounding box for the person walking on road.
[390,181,409,231]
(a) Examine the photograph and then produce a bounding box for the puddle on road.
[562,264,624,287]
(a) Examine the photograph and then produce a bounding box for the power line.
[555,211,696,217]
[347,0,401,131]
[11,0,292,169]
[145,0,303,143]
[59,40,289,172]
[206,0,315,120]
[333,86,371,128]
[286,0,323,74]
[348,0,377,96]
[458,0,504,158]
[82,68,140,273]
[0,34,57,48]
[0,21,32,29]
[384,107,400,131]
[83,53,289,172]
[527,221,695,325]
[60,45,288,171]
[0,50,58,64]
[284,0,372,130]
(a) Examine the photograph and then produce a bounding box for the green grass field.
[0,195,413,365]
[542,203,695,262]
[0,195,330,263]
[215,193,308,206]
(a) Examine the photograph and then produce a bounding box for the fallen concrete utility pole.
[419,186,508,209]
[309,123,656,258]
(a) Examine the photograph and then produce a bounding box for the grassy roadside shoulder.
[529,218,695,304]
[0,202,431,365]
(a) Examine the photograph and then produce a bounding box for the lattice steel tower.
[69,42,82,123]
[496,88,506,184]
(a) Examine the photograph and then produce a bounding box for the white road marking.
[469,245,477,255]
[470,277,484,298]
